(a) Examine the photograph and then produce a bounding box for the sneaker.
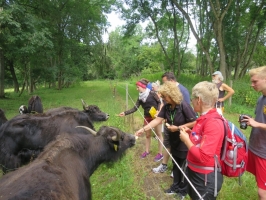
[152,163,168,173]
[154,153,163,162]
[140,151,149,159]
[164,186,177,195]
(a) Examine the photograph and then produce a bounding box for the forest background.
[0,0,265,97]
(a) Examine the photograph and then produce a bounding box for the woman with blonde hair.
[135,81,197,198]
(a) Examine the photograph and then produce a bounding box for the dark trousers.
[187,167,223,200]
[172,155,188,195]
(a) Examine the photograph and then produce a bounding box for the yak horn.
[110,127,121,141]
[76,126,97,136]
[81,99,88,110]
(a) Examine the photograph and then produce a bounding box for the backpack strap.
[187,156,221,197]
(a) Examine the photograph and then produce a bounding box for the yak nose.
[130,134,136,145]
[106,114,110,119]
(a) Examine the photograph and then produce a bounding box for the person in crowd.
[118,78,164,161]
[153,72,191,174]
[211,71,235,113]
[241,66,266,200]
[179,81,224,200]
[135,81,197,198]
[151,80,164,139]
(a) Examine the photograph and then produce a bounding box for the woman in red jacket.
[180,81,224,200]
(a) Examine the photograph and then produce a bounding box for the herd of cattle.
[0,96,136,200]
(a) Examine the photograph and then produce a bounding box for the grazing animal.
[19,95,43,114]
[0,126,136,200]
[0,109,8,127]
[0,105,108,172]
[45,99,109,122]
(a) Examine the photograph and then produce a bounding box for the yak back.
[45,105,109,122]
[0,133,92,200]
[0,110,94,172]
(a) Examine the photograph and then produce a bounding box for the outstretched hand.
[117,112,125,117]
[135,128,144,137]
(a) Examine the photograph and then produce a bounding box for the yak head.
[81,99,109,121]
[76,125,136,164]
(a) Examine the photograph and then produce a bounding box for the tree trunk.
[214,19,227,80]
[0,49,4,98]
[8,60,20,93]
[172,0,214,72]
[209,0,233,81]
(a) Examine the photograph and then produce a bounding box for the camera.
[239,114,252,129]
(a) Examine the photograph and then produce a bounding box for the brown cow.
[0,126,136,200]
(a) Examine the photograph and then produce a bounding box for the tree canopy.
[0,0,265,97]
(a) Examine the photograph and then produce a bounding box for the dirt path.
[132,134,185,200]
[112,83,185,199]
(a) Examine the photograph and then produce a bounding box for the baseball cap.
[212,71,222,76]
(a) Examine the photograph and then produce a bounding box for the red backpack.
[219,120,248,179]
[190,117,248,197]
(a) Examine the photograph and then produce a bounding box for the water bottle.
[226,145,234,162]
[226,145,235,173]
[191,132,201,146]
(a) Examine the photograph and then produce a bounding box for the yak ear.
[108,127,121,152]
[110,127,121,142]
[75,126,97,135]
[81,99,88,111]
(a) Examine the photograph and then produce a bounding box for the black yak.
[0,126,136,200]
[0,109,8,127]
[19,95,43,114]
[45,99,109,122]
[0,105,109,173]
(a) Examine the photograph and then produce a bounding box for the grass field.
[0,78,259,200]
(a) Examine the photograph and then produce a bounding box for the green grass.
[0,80,146,199]
[0,76,259,200]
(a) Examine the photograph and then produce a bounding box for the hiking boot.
[152,163,168,173]
[154,153,163,162]
[140,151,149,159]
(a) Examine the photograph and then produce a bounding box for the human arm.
[118,99,140,117]
[218,83,235,102]
[167,121,196,132]
[135,117,164,136]
[242,115,266,131]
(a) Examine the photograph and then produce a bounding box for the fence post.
[229,80,233,106]
[126,84,128,110]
